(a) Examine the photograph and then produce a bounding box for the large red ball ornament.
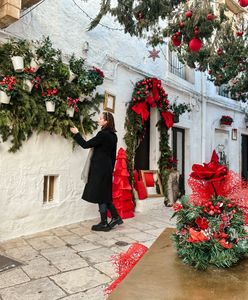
[239,0,248,7]
[189,38,202,52]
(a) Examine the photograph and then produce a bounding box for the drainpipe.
[201,72,207,163]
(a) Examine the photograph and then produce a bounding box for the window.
[43,175,58,203]
[218,84,230,98]
[169,51,195,84]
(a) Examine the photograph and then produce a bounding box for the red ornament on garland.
[207,13,215,20]
[185,10,192,18]
[217,48,223,56]
[172,34,181,47]
[189,38,202,52]
[236,31,244,37]
[239,0,248,7]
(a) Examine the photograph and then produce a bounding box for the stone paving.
[0,206,175,300]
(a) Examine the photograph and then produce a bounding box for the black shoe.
[91,222,111,232]
[109,217,123,228]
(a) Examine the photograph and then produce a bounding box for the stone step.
[135,196,165,213]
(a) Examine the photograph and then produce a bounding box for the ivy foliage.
[0,37,104,152]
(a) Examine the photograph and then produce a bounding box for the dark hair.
[102,111,117,132]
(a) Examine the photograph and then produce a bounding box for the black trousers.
[98,203,119,218]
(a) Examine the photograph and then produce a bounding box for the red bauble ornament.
[185,10,192,18]
[207,13,215,20]
[194,29,199,35]
[217,48,222,56]
[239,0,248,7]
[179,22,185,28]
[189,38,202,52]
[172,34,181,47]
[236,31,244,37]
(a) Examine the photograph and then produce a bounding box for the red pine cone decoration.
[189,38,202,52]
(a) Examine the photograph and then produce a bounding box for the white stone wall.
[0,0,247,240]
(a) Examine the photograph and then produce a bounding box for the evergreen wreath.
[172,195,248,270]
[124,77,189,200]
[172,152,248,270]
[0,37,104,152]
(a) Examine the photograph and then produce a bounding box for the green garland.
[0,37,104,152]
[172,196,248,270]
[89,0,187,37]
[208,23,248,102]
[124,77,190,200]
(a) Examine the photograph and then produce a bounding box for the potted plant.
[41,87,61,112]
[22,67,37,93]
[220,115,233,126]
[78,67,104,94]
[66,97,79,117]
[7,39,32,72]
[0,76,17,104]
[170,102,191,123]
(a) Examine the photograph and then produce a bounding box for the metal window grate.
[169,51,185,79]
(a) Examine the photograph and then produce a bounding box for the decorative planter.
[66,107,75,117]
[0,91,11,104]
[11,56,24,72]
[23,79,34,93]
[30,58,40,71]
[79,94,87,102]
[45,101,55,112]
[173,115,179,123]
[220,121,233,126]
[67,70,76,83]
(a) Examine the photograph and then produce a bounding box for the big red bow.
[132,101,149,122]
[161,111,174,129]
[190,162,228,181]
[145,78,161,107]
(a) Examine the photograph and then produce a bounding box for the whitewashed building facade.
[0,0,247,240]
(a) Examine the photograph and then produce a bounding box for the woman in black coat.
[70,111,123,232]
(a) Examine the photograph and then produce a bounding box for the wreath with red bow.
[124,77,175,200]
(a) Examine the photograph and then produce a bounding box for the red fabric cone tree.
[111,148,134,219]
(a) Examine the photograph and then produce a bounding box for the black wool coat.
[73,128,117,204]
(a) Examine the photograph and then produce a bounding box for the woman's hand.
[70,127,79,134]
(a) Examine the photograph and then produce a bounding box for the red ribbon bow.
[132,101,149,122]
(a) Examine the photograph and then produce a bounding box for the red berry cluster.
[203,201,223,215]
